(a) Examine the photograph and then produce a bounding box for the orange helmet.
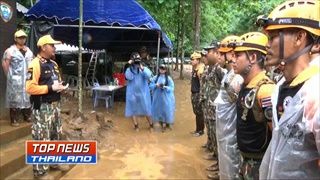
[256,0,320,36]
[218,35,240,53]
[234,32,268,55]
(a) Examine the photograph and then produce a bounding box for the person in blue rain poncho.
[125,52,154,131]
[150,64,175,132]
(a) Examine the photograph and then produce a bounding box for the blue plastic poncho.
[125,65,152,117]
[150,74,175,124]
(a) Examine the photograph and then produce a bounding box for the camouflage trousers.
[32,102,62,177]
[239,157,262,180]
[191,93,204,132]
[203,104,217,153]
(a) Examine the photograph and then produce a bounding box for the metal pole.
[156,31,161,73]
[54,24,149,30]
[78,0,83,113]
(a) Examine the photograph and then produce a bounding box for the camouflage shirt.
[204,64,226,106]
[200,65,211,103]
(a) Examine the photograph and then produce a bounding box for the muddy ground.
[60,66,212,179]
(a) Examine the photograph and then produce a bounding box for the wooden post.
[78,0,83,113]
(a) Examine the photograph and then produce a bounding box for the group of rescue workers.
[189,0,320,179]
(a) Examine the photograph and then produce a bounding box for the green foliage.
[19,0,286,55]
[138,0,285,55]
[17,0,35,8]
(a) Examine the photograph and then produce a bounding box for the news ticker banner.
[26,141,97,164]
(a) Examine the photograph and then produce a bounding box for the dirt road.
[62,74,211,179]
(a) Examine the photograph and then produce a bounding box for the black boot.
[134,123,139,132]
[22,108,32,122]
[10,108,19,127]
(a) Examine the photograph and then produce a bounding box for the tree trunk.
[179,0,185,80]
[193,0,201,51]
[175,0,182,71]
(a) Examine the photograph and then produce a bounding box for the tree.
[192,0,201,51]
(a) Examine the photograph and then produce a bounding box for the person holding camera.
[125,52,153,131]
[150,64,175,132]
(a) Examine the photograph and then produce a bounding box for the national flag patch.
[261,97,272,108]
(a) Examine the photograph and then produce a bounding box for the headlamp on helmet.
[204,40,220,50]
[234,32,268,55]
[200,49,208,56]
[257,0,320,36]
[219,35,240,52]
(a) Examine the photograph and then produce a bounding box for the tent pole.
[156,31,161,73]
[54,24,149,30]
[78,0,83,113]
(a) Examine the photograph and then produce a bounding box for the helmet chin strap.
[241,51,254,76]
[279,30,314,66]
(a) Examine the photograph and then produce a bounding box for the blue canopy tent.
[26,0,174,112]
[25,0,173,54]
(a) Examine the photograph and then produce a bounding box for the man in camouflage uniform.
[2,30,33,126]
[202,41,226,179]
[199,50,213,151]
[26,35,69,178]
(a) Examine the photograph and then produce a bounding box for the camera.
[133,59,141,65]
[159,83,164,89]
[130,52,141,65]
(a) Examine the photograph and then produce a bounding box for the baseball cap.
[37,35,61,47]
[14,30,27,38]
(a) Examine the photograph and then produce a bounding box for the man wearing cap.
[202,40,226,179]
[233,32,275,179]
[2,30,33,126]
[190,51,205,137]
[199,49,213,151]
[256,0,320,179]
[26,34,69,178]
